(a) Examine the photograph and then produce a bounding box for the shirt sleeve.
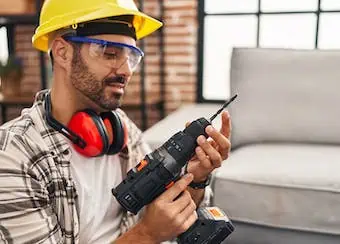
[0,150,62,243]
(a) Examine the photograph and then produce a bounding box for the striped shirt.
[0,89,212,243]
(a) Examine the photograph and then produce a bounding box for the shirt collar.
[30,89,71,157]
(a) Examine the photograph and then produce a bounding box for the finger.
[195,146,212,170]
[175,199,196,231]
[185,121,191,128]
[172,191,196,216]
[190,154,198,161]
[171,190,193,214]
[209,139,217,149]
[206,125,231,160]
[160,173,193,201]
[220,111,231,139]
[197,135,222,168]
[178,211,198,234]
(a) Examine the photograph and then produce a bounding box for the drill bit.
[209,94,238,122]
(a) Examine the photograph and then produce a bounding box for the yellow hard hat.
[32,0,163,52]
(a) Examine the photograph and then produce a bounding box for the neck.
[50,71,87,126]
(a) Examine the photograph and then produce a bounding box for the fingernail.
[206,126,213,133]
[197,136,205,143]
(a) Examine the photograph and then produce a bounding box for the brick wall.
[3,25,41,122]
[15,25,42,95]
[7,0,198,130]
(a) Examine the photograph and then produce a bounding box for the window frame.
[0,25,13,64]
[197,0,340,103]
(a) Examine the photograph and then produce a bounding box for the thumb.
[159,173,193,201]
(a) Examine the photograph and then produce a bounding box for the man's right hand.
[137,173,198,243]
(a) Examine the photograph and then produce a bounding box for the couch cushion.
[143,104,222,149]
[213,143,340,235]
[230,48,340,148]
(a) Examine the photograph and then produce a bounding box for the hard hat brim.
[32,4,163,52]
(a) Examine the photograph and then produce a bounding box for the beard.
[70,47,124,111]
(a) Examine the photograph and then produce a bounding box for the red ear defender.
[44,92,127,157]
[100,112,128,154]
[68,109,109,157]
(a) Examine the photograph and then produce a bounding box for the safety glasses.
[63,36,144,71]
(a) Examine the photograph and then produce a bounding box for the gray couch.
[143,48,340,243]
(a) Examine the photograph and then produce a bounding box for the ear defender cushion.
[103,118,114,146]
[100,111,128,154]
[68,109,109,157]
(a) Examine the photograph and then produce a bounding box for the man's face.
[70,34,137,111]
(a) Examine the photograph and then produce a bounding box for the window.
[318,13,340,49]
[205,0,258,14]
[0,27,9,64]
[199,0,340,101]
[260,14,317,49]
[261,0,318,12]
[321,0,340,10]
[203,16,257,99]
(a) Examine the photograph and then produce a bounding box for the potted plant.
[0,56,24,97]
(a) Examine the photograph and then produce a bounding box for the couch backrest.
[229,48,340,148]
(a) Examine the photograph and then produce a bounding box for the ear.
[50,37,74,69]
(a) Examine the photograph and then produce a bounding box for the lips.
[105,76,126,85]
[107,82,125,88]
[104,76,126,94]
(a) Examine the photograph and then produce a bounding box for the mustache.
[104,76,126,85]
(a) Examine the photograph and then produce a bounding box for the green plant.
[0,56,24,80]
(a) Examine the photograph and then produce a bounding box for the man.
[0,0,232,243]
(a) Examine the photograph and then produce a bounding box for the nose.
[115,58,133,78]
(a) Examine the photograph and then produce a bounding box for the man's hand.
[137,173,198,243]
[187,111,231,182]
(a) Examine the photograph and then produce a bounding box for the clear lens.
[88,42,142,71]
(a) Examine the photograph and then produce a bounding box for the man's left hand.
[186,111,231,183]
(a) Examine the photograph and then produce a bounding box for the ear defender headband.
[45,92,128,157]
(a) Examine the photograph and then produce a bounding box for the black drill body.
[112,118,210,214]
[112,95,237,244]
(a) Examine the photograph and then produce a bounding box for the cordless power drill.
[112,95,237,244]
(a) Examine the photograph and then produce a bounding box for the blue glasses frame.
[63,36,144,57]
